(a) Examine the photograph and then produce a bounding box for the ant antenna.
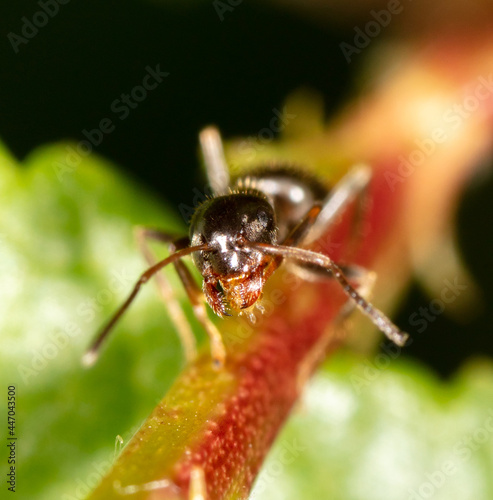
[199,126,230,196]
[82,244,210,367]
[246,242,409,347]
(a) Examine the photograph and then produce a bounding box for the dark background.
[1,0,492,377]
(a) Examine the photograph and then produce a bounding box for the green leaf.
[253,355,493,500]
[0,142,189,499]
[1,142,492,499]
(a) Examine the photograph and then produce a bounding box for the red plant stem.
[87,166,402,500]
[87,37,493,500]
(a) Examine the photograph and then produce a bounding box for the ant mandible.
[83,127,409,368]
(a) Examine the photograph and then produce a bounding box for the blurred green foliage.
[1,143,492,500]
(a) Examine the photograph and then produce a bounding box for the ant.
[83,126,409,369]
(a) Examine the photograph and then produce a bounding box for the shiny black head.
[190,192,277,275]
[189,192,278,314]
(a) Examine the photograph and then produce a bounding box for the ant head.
[190,192,277,315]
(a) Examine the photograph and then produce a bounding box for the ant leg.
[295,268,377,394]
[335,266,376,320]
[276,165,371,252]
[169,241,227,369]
[137,227,226,369]
[199,126,230,196]
[188,465,208,500]
[293,266,375,393]
[262,204,323,281]
[248,242,409,347]
[135,227,197,363]
[302,164,372,247]
[291,166,377,323]
[83,244,207,366]
[279,165,372,282]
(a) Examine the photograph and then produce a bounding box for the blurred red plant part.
[333,38,493,317]
[268,0,493,36]
[87,40,493,500]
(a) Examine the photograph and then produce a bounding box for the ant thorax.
[233,166,328,242]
